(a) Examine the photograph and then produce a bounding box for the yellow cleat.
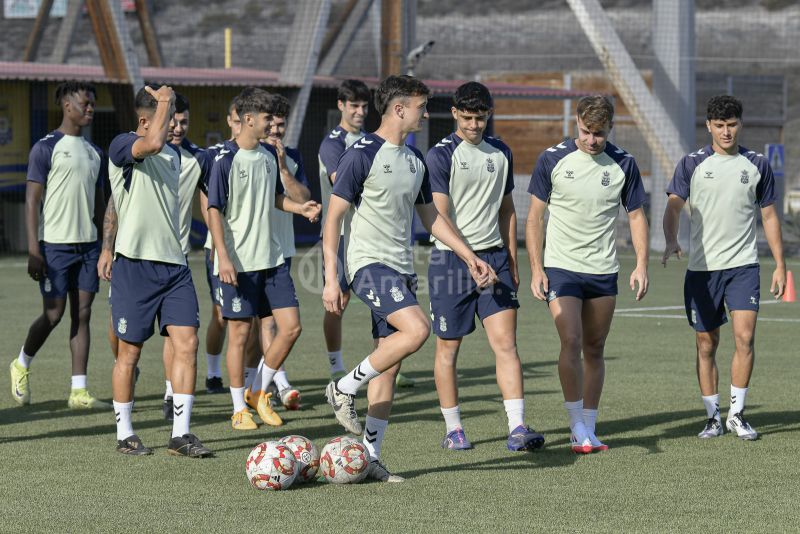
[257,392,283,426]
[231,408,258,430]
[68,388,110,409]
[244,388,260,411]
[9,359,31,405]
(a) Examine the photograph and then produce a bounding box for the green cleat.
[395,372,415,388]
[9,359,31,405]
[68,388,110,410]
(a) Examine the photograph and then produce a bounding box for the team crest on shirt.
[232,297,242,313]
[601,171,611,187]
[117,318,127,334]
[390,286,404,302]
[408,158,417,173]
[383,164,392,174]
[740,170,749,184]
[486,158,495,173]
[439,316,447,332]
[43,278,52,293]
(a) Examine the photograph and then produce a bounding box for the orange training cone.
[783,270,796,303]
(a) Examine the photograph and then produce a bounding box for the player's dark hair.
[337,79,370,104]
[706,95,743,121]
[236,87,272,118]
[174,92,190,113]
[54,81,96,106]
[374,75,431,116]
[228,95,241,116]
[266,94,291,118]
[134,84,161,113]
[453,81,493,113]
[576,95,614,130]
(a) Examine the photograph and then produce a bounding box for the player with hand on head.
[11,81,108,410]
[322,75,497,481]
[662,95,785,441]
[427,82,544,452]
[527,95,649,454]
[207,87,320,431]
[107,84,211,457]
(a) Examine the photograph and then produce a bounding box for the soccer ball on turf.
[319,436,370,484]
[245,441,297,490]
[279,435,320,483]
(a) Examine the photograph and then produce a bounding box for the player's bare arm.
[661,194,685,266]
[132,85,175,159]
[628,206,650,300]
[98,196,117,281]
[274,194,320,222]
[525,195,548,300]
[207,206,236,286]
[321,195,349,315]
[24,181,45,281]
[498,193,519,287]
[761,203,786,298]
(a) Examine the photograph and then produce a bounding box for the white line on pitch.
[616,313,800,323]
[616,300,784,313]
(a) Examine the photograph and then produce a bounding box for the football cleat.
[441,428,473,450]
[507,425,546,451]
[395,373,415,388]
[588,433,609,452]
[325,381,362,435]
[205,376,226,394]
[68,388,110,410]
[162,397,174,421]
[256,392,284,426]
[9,359,31,405]
[279,388,301,410]
[116,434,152,456]
[167,433,213,458]
[367,459,404,482]
[697,417,724,439]
[726,412,758,441]
[231,408,258,430]
[244,388,259,411]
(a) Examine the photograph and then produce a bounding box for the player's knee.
[407,320,431,350]
[733,331,755,352]
[559,333,582,356]
[583,337,606,359]
[43,309,64,329]
[696,334,719,357]
[282,321,302,342]
[75,304,92,324]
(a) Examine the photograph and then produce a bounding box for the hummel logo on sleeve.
[215,149,230,162]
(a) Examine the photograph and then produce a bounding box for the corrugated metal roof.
[0,61,593,98]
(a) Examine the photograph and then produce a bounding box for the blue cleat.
[441,428,473,450]
[507,425,545,451]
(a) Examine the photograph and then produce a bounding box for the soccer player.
[427,82,544,452]
[159,93,213,420]
[108,84,211,457]
[10,81,108,409]
[207,87,320,431]
[662,95,785,441]
[526,95,649,454]
[322,75,496,481]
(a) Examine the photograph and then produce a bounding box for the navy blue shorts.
[219,260,299,320]
[204,248,223,307]
[110,255,199,343]
[428,246,519,339]
[351,263,419,339]
[684,264,760,332]
[39,241,100,297]
[322,238,349,293]
[544,267,618,302]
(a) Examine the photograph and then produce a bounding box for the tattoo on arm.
[102,197,117,252]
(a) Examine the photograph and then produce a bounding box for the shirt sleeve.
[207,155,233,213]
[287,149,309,187]
[319,137,345,182]
[96,148,108,196]
[195,150,211,195]
[756,159,776,208]
[26,141,53,185]
[503,146,515,195]
[620,159,647,212]
[108,133,142,168]
[666,156,692,200]
[415,160,433,205]
[331,148,371,204]
[425,147,452,195]
[528,151,553,202]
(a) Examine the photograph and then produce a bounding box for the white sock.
[230,386,247,413]
[503,398,525,433]
[71,375,87,390]
[702,394,721,420]
[328,350,345,373]
[440,405,463,433]
[113,401,134,440]
[583,408,604,447]
[206,352,222,379]
[730,385,748,416]
[18,347,33,368]
[564,399,588,442]
[259,364,278,394]
[251,359,265,393]
[164,380,173,400]
[274,366,291,391]
[336,356,380,395]
[244,366,258,390]
[171,393,193,438]
[363,416,388,460]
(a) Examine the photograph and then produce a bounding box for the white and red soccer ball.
[245,441,297,491]
[319,436,370,484]
[279,435,320,483]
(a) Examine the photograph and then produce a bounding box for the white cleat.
[367,459,405,482]
[726,412,758,441]
[697,417,724,438]
[325,381,362,435]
